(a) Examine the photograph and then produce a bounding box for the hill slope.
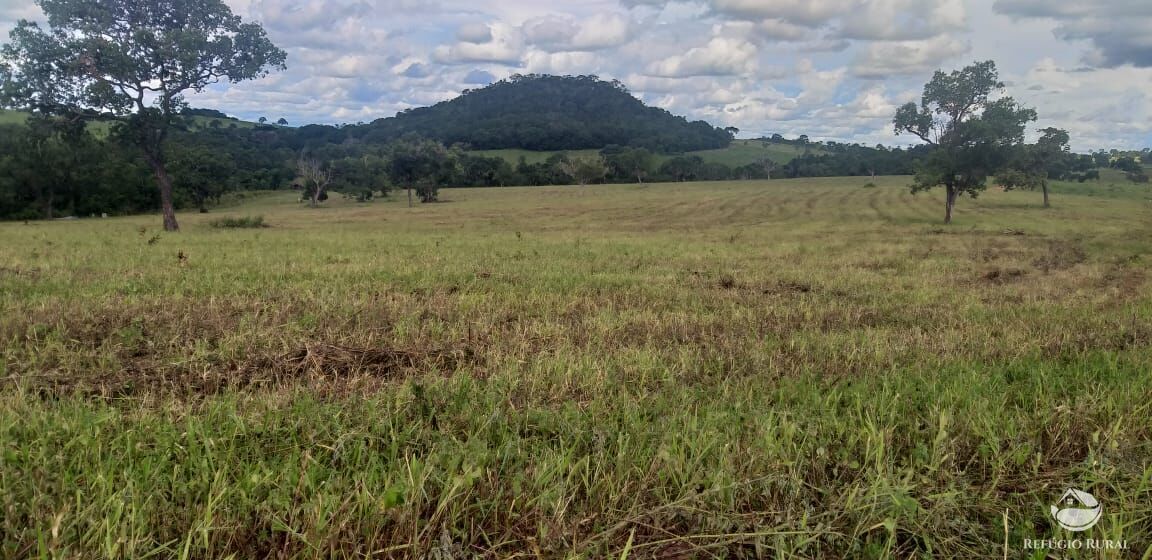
[354,74,733,152]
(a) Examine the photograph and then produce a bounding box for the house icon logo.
[1051,488,1102,531]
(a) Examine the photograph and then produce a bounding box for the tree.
[557,154,608,187]
[0,0,286,231]
[0,115,98,219]
[757,157,776,180]
[331,155,389,201]
[604,147,654,184]
[258,116,267,124]
[296,154,332,207]
[894,60,1036,223]
[659,155,704,182]
[997,127,1069,208]
[277,117,288,126]
[170,143,237,212]
[385,137,454,205]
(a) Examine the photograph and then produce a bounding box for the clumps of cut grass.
[208,215,267,228]
[862,182,878,188]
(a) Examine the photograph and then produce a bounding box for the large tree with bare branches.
[0,0,286,231]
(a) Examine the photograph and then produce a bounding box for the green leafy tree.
[558,154,608,187]
[331,155,389,201]
[276,117,288,126]
[997,127,1070,208]
[659,155,704,182]
[605,147,654,184]
[169,143,237,212]
[386,138,454,205]
[0,115,97,219]
[894,60,1036,223]
[0,0,286,231]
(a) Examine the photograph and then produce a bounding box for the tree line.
[0,107,1136,222]
[0,0,1144,226]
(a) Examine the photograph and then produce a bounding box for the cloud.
[522,12,632,52]
[399,62,431,78]
[3,0,1151,149]
[854,35,971,78]
[462,69,496,84]
[839,0,966,40]
[456,22,493,43]
[648,36,758,77]
[994,0,1152,67]
[433,22,524,65]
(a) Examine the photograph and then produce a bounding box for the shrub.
[208,215,266,228]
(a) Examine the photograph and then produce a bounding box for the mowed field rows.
[1,177,1151,558]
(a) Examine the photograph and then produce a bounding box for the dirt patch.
[0,266,40,278]
[1032,239,1087,272]
[979,267,1028,284]
[764,279,817,294]
[14,341,480,400]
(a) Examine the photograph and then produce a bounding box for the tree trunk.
[145,153,180,231]
[43,189,54,220]
[1042,182,1050,208]
[407,186,413,207]
[944,185,957,224]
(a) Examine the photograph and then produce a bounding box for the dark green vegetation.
[3,103,1128,224]
[0,0,287,230]
[2,178,1150,557]
[208,214,266,228]
[351,74,732,152]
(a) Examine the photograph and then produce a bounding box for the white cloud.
[854,35,971,78]
[433,22,524,65]
[456,22,493,43]
[522,12,632,52]
[2,0,1150,149]
[648,36,758,77]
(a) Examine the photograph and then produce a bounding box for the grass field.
[2,177,1151,558]
[473,140,813,168]
[0,109,256,137]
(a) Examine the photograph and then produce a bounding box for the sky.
[2,0,1151,151]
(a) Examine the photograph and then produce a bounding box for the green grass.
[473,140,817,168]
[207,214,267,228]
[472,148,604,165]
[0,109,255,138]
[0,108,30,126]
[687,139,815,166]
[2,177,1151,558]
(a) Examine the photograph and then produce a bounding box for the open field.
[0,109,256,136]
[2,177,1151,558]
[473,140,814,168]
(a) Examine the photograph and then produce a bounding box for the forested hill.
[349,74,734,152]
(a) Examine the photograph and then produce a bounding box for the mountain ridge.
[348,74,734,152]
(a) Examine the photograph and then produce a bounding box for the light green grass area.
[687,139,815,166]
[0,108,29,126]
[2,177,1151,558]
[473,139,816,168]
[471,148,604,164]
[0,109,255,137]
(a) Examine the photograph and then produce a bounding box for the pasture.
[473,139,812,169]
[1,177,1150,558]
